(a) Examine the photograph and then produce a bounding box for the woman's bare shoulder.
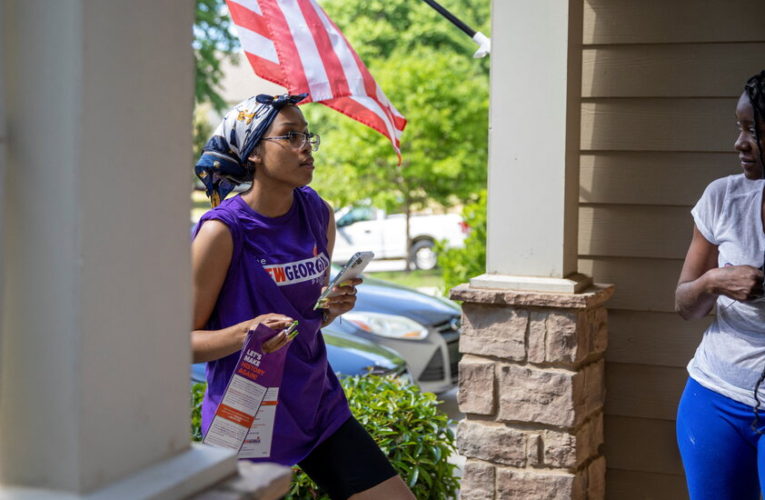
[193,219,233,256]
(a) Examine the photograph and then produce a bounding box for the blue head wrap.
[195,93,308,206]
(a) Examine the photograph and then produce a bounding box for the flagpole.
[421,0,475,37]
[419,0,491,57]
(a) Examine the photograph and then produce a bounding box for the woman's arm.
[675,225,764,320]
[320,200,360,326]
[191,220,293,363]
[675,226,720,319]
[325,199,336,258]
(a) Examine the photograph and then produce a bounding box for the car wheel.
[410,239,437,270]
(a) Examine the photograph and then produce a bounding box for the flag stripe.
[322,98,400,152]
[375,84,406,125]
[244,52,286,87]
[329,21,404,147]
[318,9,378,100]
[276,0,332,100]
[228,0,271,40]
[229,0,262,15]
[326,95,401,148]
[227,0,406,162]
[311,5,405,143]
[259,1,311,95]
[374,83,398,135]
[235,24,279,64]
[312,3,367,97]
[300,0,350,98]
[351,95,401,144]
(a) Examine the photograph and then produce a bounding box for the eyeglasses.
[261,131,320,152]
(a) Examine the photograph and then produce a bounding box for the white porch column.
[0,1,236,498]
[472,0,590,293]
[0,0,6,374]
[454,5,608,498]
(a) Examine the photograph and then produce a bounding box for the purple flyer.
[203,323,291,458]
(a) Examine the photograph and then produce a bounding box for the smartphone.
[313,251,375,310]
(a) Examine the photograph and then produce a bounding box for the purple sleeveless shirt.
[195,187,351,465]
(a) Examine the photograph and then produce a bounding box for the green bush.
[437,189,487,294]
[288,375,459,500]
[191,375,459,499]
[191,382,205,442]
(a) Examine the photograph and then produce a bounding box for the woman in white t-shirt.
[675,71,765,499]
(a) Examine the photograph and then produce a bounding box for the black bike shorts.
[298,416,398,500]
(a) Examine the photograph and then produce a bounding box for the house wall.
[578,1,765,497]
[209,1,761,496]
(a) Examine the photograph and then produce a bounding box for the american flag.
[225,0,407,162]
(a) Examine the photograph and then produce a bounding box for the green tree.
[306,46,488,237]
[437,189,486,292]
[305,0,490,268]
[320,0,490,71]
[194,0,240,112]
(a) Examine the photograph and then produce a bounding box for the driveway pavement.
[365,259,408,272]
[438,387,466,478]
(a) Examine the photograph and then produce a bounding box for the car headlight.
[343,312,429,340]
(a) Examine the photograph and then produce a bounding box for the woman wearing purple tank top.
[191,94,414,500]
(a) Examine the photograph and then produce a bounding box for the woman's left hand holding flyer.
[203,323,296,458]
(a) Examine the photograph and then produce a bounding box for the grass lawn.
[191,190,211,222]
[366,269,444,291]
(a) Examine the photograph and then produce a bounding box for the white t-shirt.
[688,174,765,406]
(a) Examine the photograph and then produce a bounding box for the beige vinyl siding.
[583,0,765,44]
[605,469,688,500]
[606,310,710,368]
[580,152,738,206]
[581,99,737,151]
[579,1,765,497]
[605,416,682,474]
[580,257,682,312]
[582,44,765,98]
[579,205,693,259]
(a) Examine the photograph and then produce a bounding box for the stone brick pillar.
[451,284,614,500]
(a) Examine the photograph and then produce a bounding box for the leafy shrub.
[191,375,459,499]
[288,375,459,500]
[191,382,205,442]
[437,189,486,294]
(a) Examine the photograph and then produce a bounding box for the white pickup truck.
[332,206,468,270]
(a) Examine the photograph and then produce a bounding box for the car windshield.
[337,206,375,227]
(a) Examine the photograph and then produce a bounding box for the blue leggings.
[677,377,765,499]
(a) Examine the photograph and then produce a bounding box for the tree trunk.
[404,200,412,272]
[392,170,414,273]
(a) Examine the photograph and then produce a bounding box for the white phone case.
[314,251,374,309]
